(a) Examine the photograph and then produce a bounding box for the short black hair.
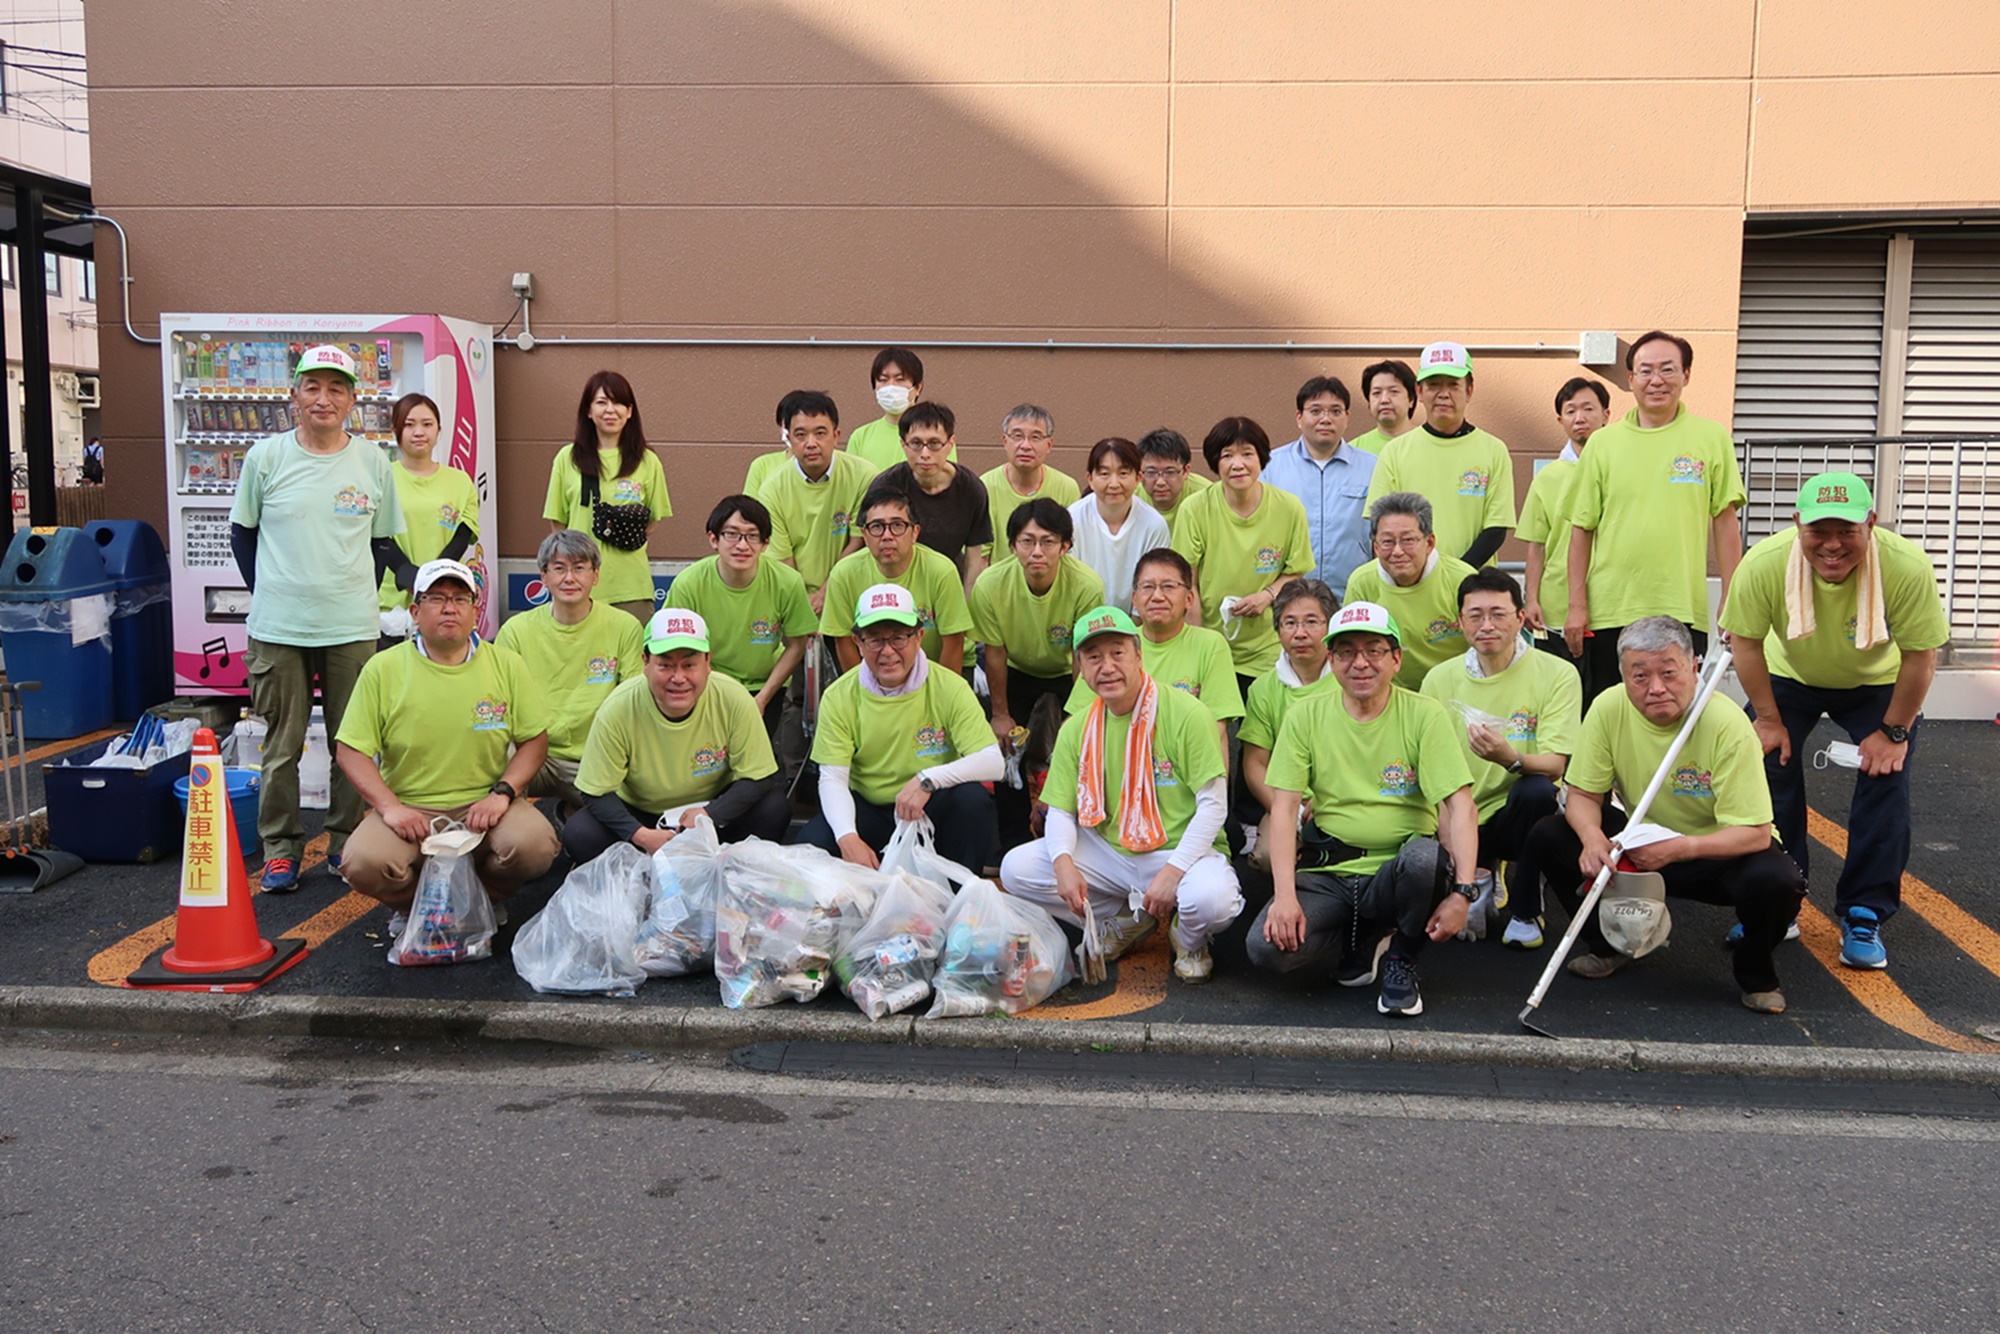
[857,479,916,524]
[778,389,839,431]
[1006,496,1074,547]
[1133,546,1193,585]
[1624,330,1694,374]
[1360,359,1417,402]
[1137,428,1192,466]
[706,493,772,542]
[1456,566,1525,613]
[1086,437,1141,474]
[1554,377,1611,414]
[897,400,955,440]
[1296,375,1351,412]
[1201,416,1271,473]
[870,347,924,387]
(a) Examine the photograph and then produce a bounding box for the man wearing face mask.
[846,347,954,472]
[1365,341,1515,567]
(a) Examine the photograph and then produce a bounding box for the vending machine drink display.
[160,314,496,695]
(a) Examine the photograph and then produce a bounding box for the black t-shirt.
[877,462,992,571]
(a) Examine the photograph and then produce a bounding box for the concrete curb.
[6,984,2000,1085]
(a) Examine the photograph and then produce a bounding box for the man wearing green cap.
[1364,340,1515,567]
[1245,600,1479,1017]
[804,583,1002,872]
[1718,472,1948,970]
[561,607,789,862]
[1001,605,1243,983]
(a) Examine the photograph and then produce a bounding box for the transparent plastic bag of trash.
[834,870,954,1020]
[878,816,980,897]
[925,877,1076,1018]
[387,824,496,967]
[713,838,881,1009]
[511,843,655,995]
[637,814,725,977]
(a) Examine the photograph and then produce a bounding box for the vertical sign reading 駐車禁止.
[179,760,229,907]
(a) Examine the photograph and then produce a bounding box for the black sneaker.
[1376,953,1423,1017]
[1335,930,1392,988]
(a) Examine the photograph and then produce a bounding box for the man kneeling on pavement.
[335,559,562,919]
[1521,616,1806,1013]
[561,607,790,861]
[1002,606,1245,983]
[1245,601,1480,1017]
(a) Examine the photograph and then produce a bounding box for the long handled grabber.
[1518,644,1734,1037]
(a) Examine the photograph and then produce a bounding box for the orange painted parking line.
[1808,807,2000,983]
[284,890,378,949]
[12,727,120,769]
[1793,899,2000,1055]
[1037,932,1169,1021]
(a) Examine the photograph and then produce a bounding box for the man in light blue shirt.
[1263,375,1376,594]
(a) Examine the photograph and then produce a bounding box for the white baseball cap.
[413,559,478,597]
[1326,600,1402,646]
[1416,340,1473,381]
[854,583,921,629]
[1599,868,1673,957]
[294,344,358,383]
[645,607,710,654]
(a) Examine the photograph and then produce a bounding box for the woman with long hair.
[541,370,673,621]
[380,392,480,640]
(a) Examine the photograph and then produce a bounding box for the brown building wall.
[85,0,2000,563]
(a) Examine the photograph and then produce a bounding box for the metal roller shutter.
[1732,238,1887,441]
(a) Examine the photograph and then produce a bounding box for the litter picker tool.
[1518,644,1733,1037]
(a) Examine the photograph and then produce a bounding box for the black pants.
[1581,624,1709,706]
[799,781,997,874]
[1533,631,1579,674]
[994,667,1072,853]
[1523,809,1804,993]
[559,786,791,864]
[1475,774,1560,919]
[1243,837,1451,976]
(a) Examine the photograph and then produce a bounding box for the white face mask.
[875,384,913,415]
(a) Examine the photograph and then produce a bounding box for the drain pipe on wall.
[78,211,161,346]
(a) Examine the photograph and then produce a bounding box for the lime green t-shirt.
[1342,554,1478,688]
[980,464,1082,560]
[1346,426,1417,457]
[336,640,548,809]
[662,554,818,693]
[968,555,1106,678]
[1153,473,1212,537]
[491,601,644,761]
[1171,482,1316,676]
[812,663,992,805]
[1718,528,1948,689]
[1266,685,1473,875]
[744,448,789,495]
[230,431,403,646]
[542,445,673,606]
[574,672,777,813]
[1042,680,1228,857]
[1568,686,1772,839]
[819,544,973,664]
[1063,625,1244,722]
[1566,406,1746,631]
[847,415,955,471]
[1237,661,1339,751]
[380,463,481,611]
[1364,426,1516,564]
[755,453,876,594]
[1419,641,1583,820]
[1516,455,1581,625]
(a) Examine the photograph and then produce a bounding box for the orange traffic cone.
[127,726,307,991]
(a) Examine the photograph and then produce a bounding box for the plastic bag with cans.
[834,870,954,1020]
[387,824,496,967]
[925,876,1076,1018]
[714,839,881,1009]
[636,814,725,977]
[511,842,654,995]
[877,816,980,897]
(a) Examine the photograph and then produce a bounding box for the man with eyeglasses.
[1246,601,1478,1017]
[1419,568,1581,949]
[561,608,789,862]
[335,560,561,919]
[872,401,991,591]
[804,584,1001,872]
[493,529,645,814]
[1238,579,1342,874]
[1565,331,1746,702]
[753,389,874,616]
[820,481,973,674]
[1264,375,1377,594]
[1365,341,1516,567]
[1063,549,1243,753]
[980,403,1080,562]
[1137,428,1210,537]
[1342,492,1476,688]
[1347,359,1421,456]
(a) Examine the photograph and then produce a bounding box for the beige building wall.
[83,0,2000,562]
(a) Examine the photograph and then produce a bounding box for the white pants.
[1000,828,1244,949]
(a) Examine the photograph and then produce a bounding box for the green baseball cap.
[1072,604,1141,648]
[1796,472,1874,525]
[1326,600,1402,646]
[645,607,710,654]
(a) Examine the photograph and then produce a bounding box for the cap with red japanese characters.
[294,343,358,383]
[853,582,921,629]
[1416,339,1473,381]
[645,607,711,654]
[1325,599,1403,646]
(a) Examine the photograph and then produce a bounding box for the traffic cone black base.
[127,935,307,992]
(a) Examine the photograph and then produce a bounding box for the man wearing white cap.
[561,607,788,862]
[1245,601,1479,1018]
[1719,472,1948,970]
[803,583,1002,873]
[231,344,411,892]
[1364,341,1516,568]
[1002,605,1244,983]
[335,560,561,915]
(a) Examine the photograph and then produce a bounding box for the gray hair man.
[1340,492,1476,688]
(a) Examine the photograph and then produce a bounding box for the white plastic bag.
[511,843,654,995]
[835,871,954,1020]
[388,825,496,966]
[878,817,979,897]
[637,815,725,977]
[714,839,881,1008]
[925,877,1076,1018]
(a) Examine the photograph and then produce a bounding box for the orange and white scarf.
[1076,674,1167,852]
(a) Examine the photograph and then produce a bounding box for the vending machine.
[159,313,497,695]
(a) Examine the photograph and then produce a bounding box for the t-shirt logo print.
[1379,760,1418,797]
[612,478,643,503]
[584,655,617,685]
[914,724,950,758]
[1457,469,1489,497]
[471,696,510,732]
[437,503,460,530]
[1671,764,1715,798]
[332,485,373,516]
[1151,755,1179,787]
[691,745,728,777]
[1425,616,1458,644]
[1254,545,1282,575]
[1507,709,1538,743]
[1668,455,1707,485]
[1048,624,1073,648]
[831,510,852,537]
[748,617,778,646]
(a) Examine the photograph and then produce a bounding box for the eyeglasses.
[1014,535,1066,551]
[858,629,918,650]
[1140,467,1184,481]
[715,529,763,547]
[1330,644,1395,664]
[1003,430,1051,445]
[1373,534,1428,551]
[420,592,475,608]
[1278,616,1328,633]
[1460,609,1518,625]
[862,519,914,537]
[542,561,594,578]
[905,439,950,455]
[1133,581,1186,596]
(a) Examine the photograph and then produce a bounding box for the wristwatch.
[488,780,517,800]
[1452,882,1480,903]
[1506,757,1525,775]
[918,774,939,793]
[1878,723,1911,744]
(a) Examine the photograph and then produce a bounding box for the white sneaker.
[1098,910,1157,961]
[1502,915,1545,950]
[1169,914,1212,983]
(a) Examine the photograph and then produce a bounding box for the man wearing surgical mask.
[847,347,954,472]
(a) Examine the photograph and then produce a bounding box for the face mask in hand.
[875,384,914,415]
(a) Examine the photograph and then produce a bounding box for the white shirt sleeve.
[818,764,859,841]
[1045,805,1078,861]
[919,743,1004,789]
[1166,775,1228,872]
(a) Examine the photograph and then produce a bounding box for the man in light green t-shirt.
[820,481,972,673]
[1420,567,1582,950]
[560,607,788,863]
[1522,616,1805,1014]
[1243,600,1479,1019]
[493,529,644,813]
[847,347,956,470]
[980,403,1081,561]
[1364,341,1515,567]
[1342,491,1475,688]
[753,389,873,613]
[663,494,818,730]
[1719,472,1948,971]
[1062,548,1243,733]
[1518,376,1609,674]
[1238,578,1340,874]
[1346,359,1421,456]
[335,560,561,914]
[1138,428,1212,537]
[804,584,1002,873]
[1000,606,1244,984]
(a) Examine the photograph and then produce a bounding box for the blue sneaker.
[259,857,299,894]
[1840,908,1888,970]
[1376,953,1423,1017]
[1724,919,1802,947]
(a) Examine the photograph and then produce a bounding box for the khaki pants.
[341,800,561,909]
[612,599,655,623]
[245,637,373,863]
[526,755,585,813]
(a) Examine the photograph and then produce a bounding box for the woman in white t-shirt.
[1068,436,1171,614]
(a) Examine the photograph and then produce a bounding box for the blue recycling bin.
[83,520,174,719]
[0,527,116,737]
